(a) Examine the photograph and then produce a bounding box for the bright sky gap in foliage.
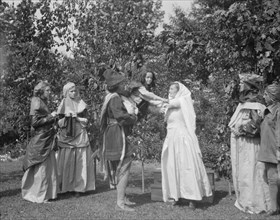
[5,0,193,23]
[4,0,193,55]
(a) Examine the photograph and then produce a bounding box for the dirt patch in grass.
[0,160,278,219]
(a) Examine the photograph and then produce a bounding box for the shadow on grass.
[0,188,21,198]
[196,190,230,210]
[129,192,155,207]
[55,174,117,201]
[212,190,231,204]
[127,178,230,210]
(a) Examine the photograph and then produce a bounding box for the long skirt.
[22,150,58,203]
[161,128,212,202]
[231,135,270,214]
[57,146,96,193]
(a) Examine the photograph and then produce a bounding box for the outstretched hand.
[160,104,168,114]
[51,111,57,117]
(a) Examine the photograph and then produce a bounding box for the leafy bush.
[131,114,165,162]
[214,144,232,180]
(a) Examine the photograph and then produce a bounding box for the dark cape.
[23,97,56,171]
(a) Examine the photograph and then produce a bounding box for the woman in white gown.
[229,74,270,214]
[161,82,212,209]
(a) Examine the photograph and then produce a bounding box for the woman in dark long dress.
[22,81,58,203]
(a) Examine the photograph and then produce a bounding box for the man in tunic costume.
[100,69,138,211]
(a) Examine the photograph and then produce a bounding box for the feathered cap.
[103,69,126,87]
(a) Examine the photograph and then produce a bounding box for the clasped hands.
[65,112,88,124]
[159,100,169,114]
[65,112,77,117]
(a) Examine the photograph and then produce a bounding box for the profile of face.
[263,90,273,106]
[145,72,153,85]
[68,87,77,99]
[169,84,179,99]
[239,81,245,92]
[43,86,51,100]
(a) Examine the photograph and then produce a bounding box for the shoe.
[189,201,196,210]
[115,204,135,212]
[172,199,186,206]
[166,198,175,205]
[125,197,136,206]
[172,200,180,206]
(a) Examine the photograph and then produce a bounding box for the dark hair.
[33,81,50,97]
[107,84,119,93]
[140,71,156,90]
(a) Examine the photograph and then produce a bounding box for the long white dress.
[229,102,270,214]
[161,82,212,202]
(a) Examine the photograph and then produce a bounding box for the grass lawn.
[0,159,278,220]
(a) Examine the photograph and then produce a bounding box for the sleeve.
[109,96,137,126]
[77,109,88,126]
[31,114,55,129]
[167,99,180,109]
[30,99,55,129]
[138,86,163,102]
[77,109,88,118]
